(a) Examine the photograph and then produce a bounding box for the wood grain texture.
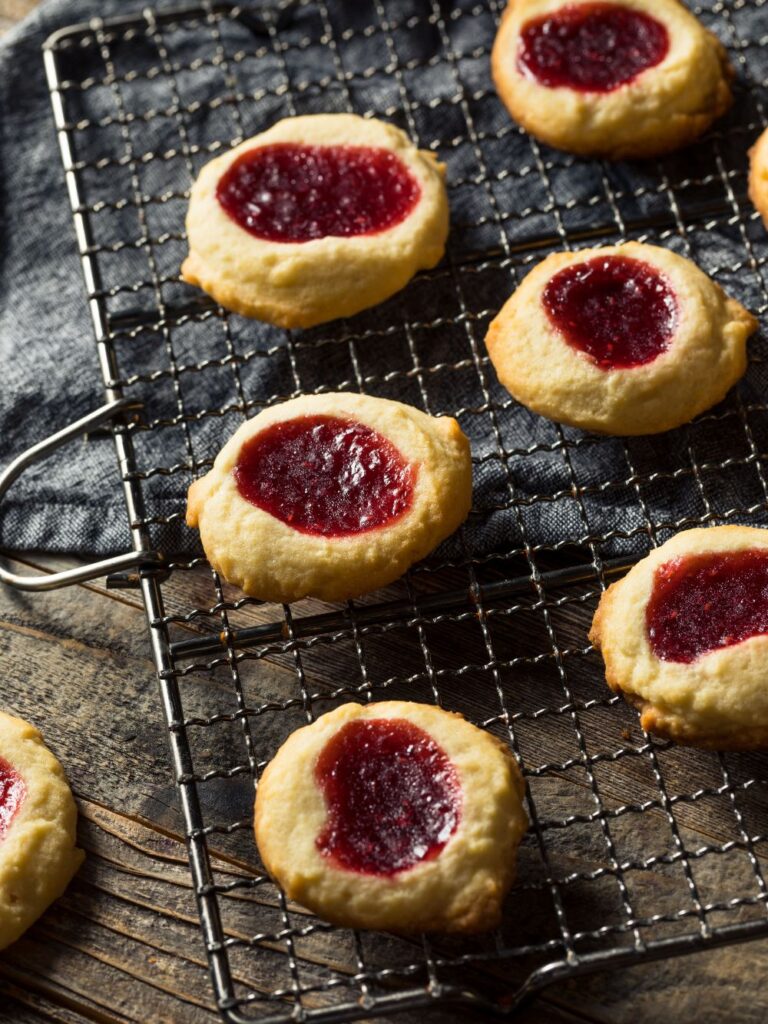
[0,554,592,1023]
[1,551,768,1023]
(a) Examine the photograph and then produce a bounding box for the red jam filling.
[646,550,768,664]
[0,757,25,842]
[518,2,669,93]
[216,142,421,243]
[314,718,461,876]
[234,415,415,537]
[542,255,678,370]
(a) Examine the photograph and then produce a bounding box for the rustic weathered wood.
[2,549,768,1024]
[0,552,590,1023]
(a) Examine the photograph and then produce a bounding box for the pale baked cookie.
[186,393,472,603]
[181,113,449,327]
[749,126,768,230]
[0,712,83,950]
[254,701,527,933]
[485,242,756,435]
[590,526,768,749]
[491,0,733,159]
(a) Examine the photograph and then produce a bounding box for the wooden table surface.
[1,553,767,1024]
[3,0,768,1021]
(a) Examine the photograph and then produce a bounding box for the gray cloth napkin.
[0,0,765,565]
[0,0,148,555]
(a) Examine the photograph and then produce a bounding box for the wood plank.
[3,551,768,1023]
[0,555,603,1023]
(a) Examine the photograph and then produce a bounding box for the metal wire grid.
[40,0,768,1019]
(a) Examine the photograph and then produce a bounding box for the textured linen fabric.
[0,0,764,565]
[0,0,141,555]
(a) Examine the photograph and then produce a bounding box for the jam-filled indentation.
[0,757,25,842]
[518,2,669,93]
[542,255,678,369]
[314,718,461,876]
[216,143,421,243]
[647,549,768,663]
[234,415,415,537]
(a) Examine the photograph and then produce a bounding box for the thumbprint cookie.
[749,127,768,230]
[590,526,768,749]
[491,0,733,159]
[181,113,449,327]
[485,242,757,435]
[186,393,472,603]
[254,701,527,933]
[0,712,83,950]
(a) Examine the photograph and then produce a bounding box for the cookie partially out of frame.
[0,711,83,951]
[485,242,756,435]
[186,393,472,604]
[491,0,733,159]
[182,113,449,328]
[749,126,768,230]
[254,701,528,933]
[590,526,768,749]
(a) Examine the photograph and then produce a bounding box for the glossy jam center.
[216,143,421,243]
[646,550,768,664]
[234,415,415,537]
[542,255,678,370]
[518,2,669,93]
[314,718,461,876]
[0,758,25,842]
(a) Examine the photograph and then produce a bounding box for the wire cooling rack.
[39,0,768,1019]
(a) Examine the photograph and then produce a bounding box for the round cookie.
[590,526,768,749]
[0,711,83,951]
[181,113,449,328]
[186,393,473,603]
[491,0,733,159]
[485,242,757,435]
[254,701,527,933]
[749,126,768,230]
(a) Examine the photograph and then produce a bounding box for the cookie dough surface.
[485,242,756,435]
[186,393,473,603]
[0,711,83,951]
[749,126,768,230]
[590,526,768,748]
[254,701,527,933]
[182,113,449,327]
[491,0,733,159]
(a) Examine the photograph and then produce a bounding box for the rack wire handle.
[0,398,164,592]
